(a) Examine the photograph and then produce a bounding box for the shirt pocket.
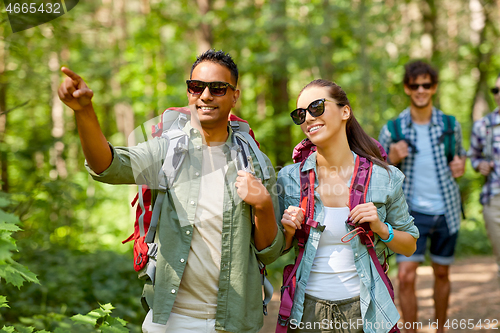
[285,192,301,210]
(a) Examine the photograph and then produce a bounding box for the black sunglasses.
[408,83,434,90]
[186,80,236,97]
[290,98,345,125]
[491,87,499,95]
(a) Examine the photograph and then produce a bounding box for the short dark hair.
[190,49,239,86]
[403,60,439,86]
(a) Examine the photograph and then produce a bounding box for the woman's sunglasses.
[491,87,499,95]
[290,98,345,125]
[186,80,236,97]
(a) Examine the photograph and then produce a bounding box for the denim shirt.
[277,152,419,333]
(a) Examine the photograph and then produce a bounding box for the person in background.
[469,72,500,283]
[378,60,466,333]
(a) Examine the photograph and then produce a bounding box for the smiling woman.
[276,79,419,333]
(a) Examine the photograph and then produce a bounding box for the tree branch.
[0,101,29,116]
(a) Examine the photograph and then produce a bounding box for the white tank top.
[305,206,360,301]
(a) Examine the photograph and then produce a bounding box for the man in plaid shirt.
[469,72,500,282]
[378,61,466,333]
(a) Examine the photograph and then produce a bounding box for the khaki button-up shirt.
[87,121,285,333]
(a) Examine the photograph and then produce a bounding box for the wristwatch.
[380,222,394,243]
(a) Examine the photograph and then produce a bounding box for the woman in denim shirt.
[278,79,419,333]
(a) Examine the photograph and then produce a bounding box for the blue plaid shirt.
[378,107,465,235]
[469,107,500,205]
[277,152,419,333]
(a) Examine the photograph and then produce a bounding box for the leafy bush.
[1,303,129,333]
[0,191,143,332]
[0,248,144,331]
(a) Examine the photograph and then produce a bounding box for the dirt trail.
[261,256,499,332]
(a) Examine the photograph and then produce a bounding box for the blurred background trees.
[0,0,499,330]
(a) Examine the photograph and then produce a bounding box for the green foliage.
[0,296,9,309]
[0,193,39,296]
[455,161,493,257]
[0,247,143,331]
[1,0,500,330]
[0,303,129,333]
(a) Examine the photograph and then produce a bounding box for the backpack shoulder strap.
[349,156,373,209]
[276,161,319,332]
[387,118,404,143]
[345,156,396,301]
[229,120,273,314]
[145,119,190,244]
[440,114,456,163]
[230,121,270,180]
[346,155,375,245]
[485,111,496,160]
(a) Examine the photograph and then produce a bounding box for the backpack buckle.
[277,314,290,326]
[147,243,158,258]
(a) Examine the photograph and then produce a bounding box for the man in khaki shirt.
[58,50,285,333]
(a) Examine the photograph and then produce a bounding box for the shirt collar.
[183,120,234,149]
[403,106,440,126]
[300,150,358,173]
[301,151,317,172]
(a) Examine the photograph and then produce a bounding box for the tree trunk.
[319,0,335,79]
[470,0,496,122]
[49,52,68,179]
[112,0,135,145]
[422,0,438,61]
[358,0,372,129]
[269,0,291,168]
[0,28,7,192]
[196,0,213,54]
[0,76,8,192]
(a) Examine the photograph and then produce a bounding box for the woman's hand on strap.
[350,202,417,256]
[281,206,304,250]
[349,202,388,237]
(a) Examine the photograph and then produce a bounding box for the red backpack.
[276,138,399,333]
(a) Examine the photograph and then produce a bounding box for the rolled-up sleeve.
[276,166,300,256]
[255,228,285,265]
[254,159,286,265]
[386,167,419,239]
[469,119,486,170]
[85,139,167,187]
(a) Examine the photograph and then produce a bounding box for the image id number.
[444,319,498,330]
[6,2,61,14]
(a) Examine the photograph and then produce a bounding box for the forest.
[1,0,500,331]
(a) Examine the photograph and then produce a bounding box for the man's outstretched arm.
[58,67,111,174]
